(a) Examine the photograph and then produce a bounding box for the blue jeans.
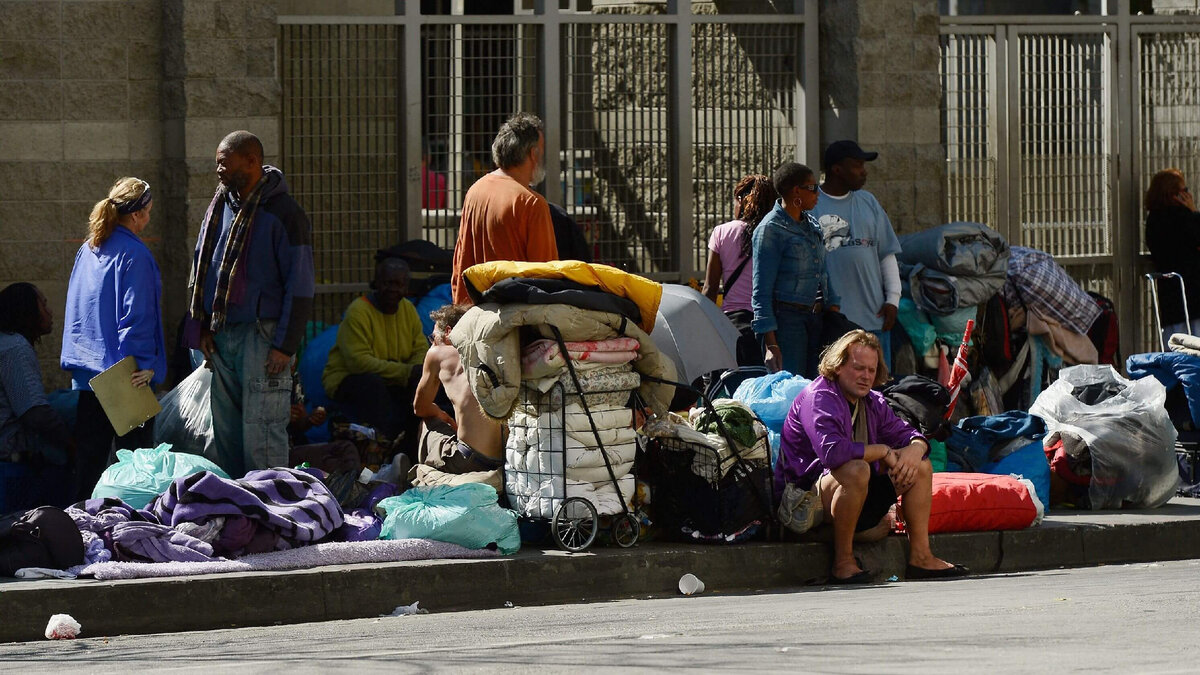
[769,309,823,378]
[209,321,292,477]
[870,329,892,371]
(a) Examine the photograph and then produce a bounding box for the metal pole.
[1115,0,1138,358]
[801,0,819,167]
[537,0,564,207]
[403,0,423,241]
[667,0,693,278]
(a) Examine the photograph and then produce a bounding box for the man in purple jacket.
[776,330,967,583]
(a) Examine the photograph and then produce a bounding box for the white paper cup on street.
[678,573,705,595]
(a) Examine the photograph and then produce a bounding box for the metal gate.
[279,2,819,326]
[941,6,1200,355]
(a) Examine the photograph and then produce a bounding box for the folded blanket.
[521,368,641,414]
[1170,332,1200,356]
[77,539,500,581]
[112,522,216,563]
[149,468,344,545]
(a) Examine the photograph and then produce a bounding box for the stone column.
[161,0,282,354]
[819,0,945,234]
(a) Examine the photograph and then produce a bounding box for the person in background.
[61,177,165,501]
[322,258,429,452]
[775,330,967,583]
[703,174,778,367]
[188,130,315,478]
[0,283,74,509]
[549,203,592,263]
[450,113,557,305]
[811,141,903,370]
[1144,168,1200,345]
[751,163,839,378]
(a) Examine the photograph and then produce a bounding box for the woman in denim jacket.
[751,163,839,378]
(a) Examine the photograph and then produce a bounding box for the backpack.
[1086,292,1120,365]
[0,506,85,576]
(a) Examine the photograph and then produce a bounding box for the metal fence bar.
[281,8,810,290]
[689,20,800,274]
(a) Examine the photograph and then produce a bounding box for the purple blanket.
[149,468,344,545]
[78,539,500,580]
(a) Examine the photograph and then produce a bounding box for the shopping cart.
[505,326,641,552]
[638,378,774,542]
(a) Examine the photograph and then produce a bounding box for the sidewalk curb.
[3,502,1200,643]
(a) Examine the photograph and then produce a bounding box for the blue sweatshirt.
[61,226,167,389]
[195,166,315,355]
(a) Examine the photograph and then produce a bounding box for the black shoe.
[905,563,970,580]
[829,568,874,585]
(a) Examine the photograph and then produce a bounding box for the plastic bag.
[91,443,230,509]
[1030,365,1179,509]
[153,366,213,459]
[731,371,810,432]
[376,483,520,554]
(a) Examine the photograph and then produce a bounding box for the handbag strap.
[723,255,751,293]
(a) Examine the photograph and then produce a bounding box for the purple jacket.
[774,375,925,497]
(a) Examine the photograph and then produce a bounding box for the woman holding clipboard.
[61,177,166,500]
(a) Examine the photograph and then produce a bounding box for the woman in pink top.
[703,174,778,367]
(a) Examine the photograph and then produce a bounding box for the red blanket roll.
[925,472,1044,534]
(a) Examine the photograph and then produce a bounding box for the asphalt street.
[2,560,1198,674]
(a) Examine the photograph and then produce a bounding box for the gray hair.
[491,113,543,169]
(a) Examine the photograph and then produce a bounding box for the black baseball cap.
[823,140,879,171]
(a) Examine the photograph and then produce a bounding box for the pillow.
[925,472,1044,534]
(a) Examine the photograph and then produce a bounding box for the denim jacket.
[750,201,838,334]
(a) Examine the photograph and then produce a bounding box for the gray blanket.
[899,222,1010,314]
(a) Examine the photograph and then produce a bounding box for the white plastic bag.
[153,367,214,460]
[1030,365,1179,509]
[45,614,81,639]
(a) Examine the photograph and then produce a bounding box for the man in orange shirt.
[450,112,558,304]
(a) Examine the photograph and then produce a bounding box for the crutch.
[1145,272,1192,351]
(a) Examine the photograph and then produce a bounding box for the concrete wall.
[0,0,167,384]
[0,0,948,388]
[0,0,281,387]
[819,0,946,234]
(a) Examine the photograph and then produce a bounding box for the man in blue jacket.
[188,131,315,477]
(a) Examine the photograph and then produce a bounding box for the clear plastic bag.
[1030,365,1179,509]
[153,366,214,460]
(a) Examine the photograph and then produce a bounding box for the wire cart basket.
[639,380,774,542]
[505,327,641,552]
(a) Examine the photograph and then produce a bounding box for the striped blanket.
[149,468,343,544]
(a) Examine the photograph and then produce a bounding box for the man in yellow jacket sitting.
[323,258,429,453]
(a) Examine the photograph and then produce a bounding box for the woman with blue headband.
[61,176,166,501]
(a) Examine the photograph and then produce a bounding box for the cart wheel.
[611,512,639,548]
[553,497,598,552]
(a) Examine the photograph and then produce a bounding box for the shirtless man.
[410,305,504,485]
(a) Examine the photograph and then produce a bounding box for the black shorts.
[854,471,898,532]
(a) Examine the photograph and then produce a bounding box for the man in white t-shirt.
[809,140,903,368]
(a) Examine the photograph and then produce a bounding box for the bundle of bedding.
[506,338,643,518]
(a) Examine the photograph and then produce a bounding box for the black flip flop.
[905,563,970,580]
